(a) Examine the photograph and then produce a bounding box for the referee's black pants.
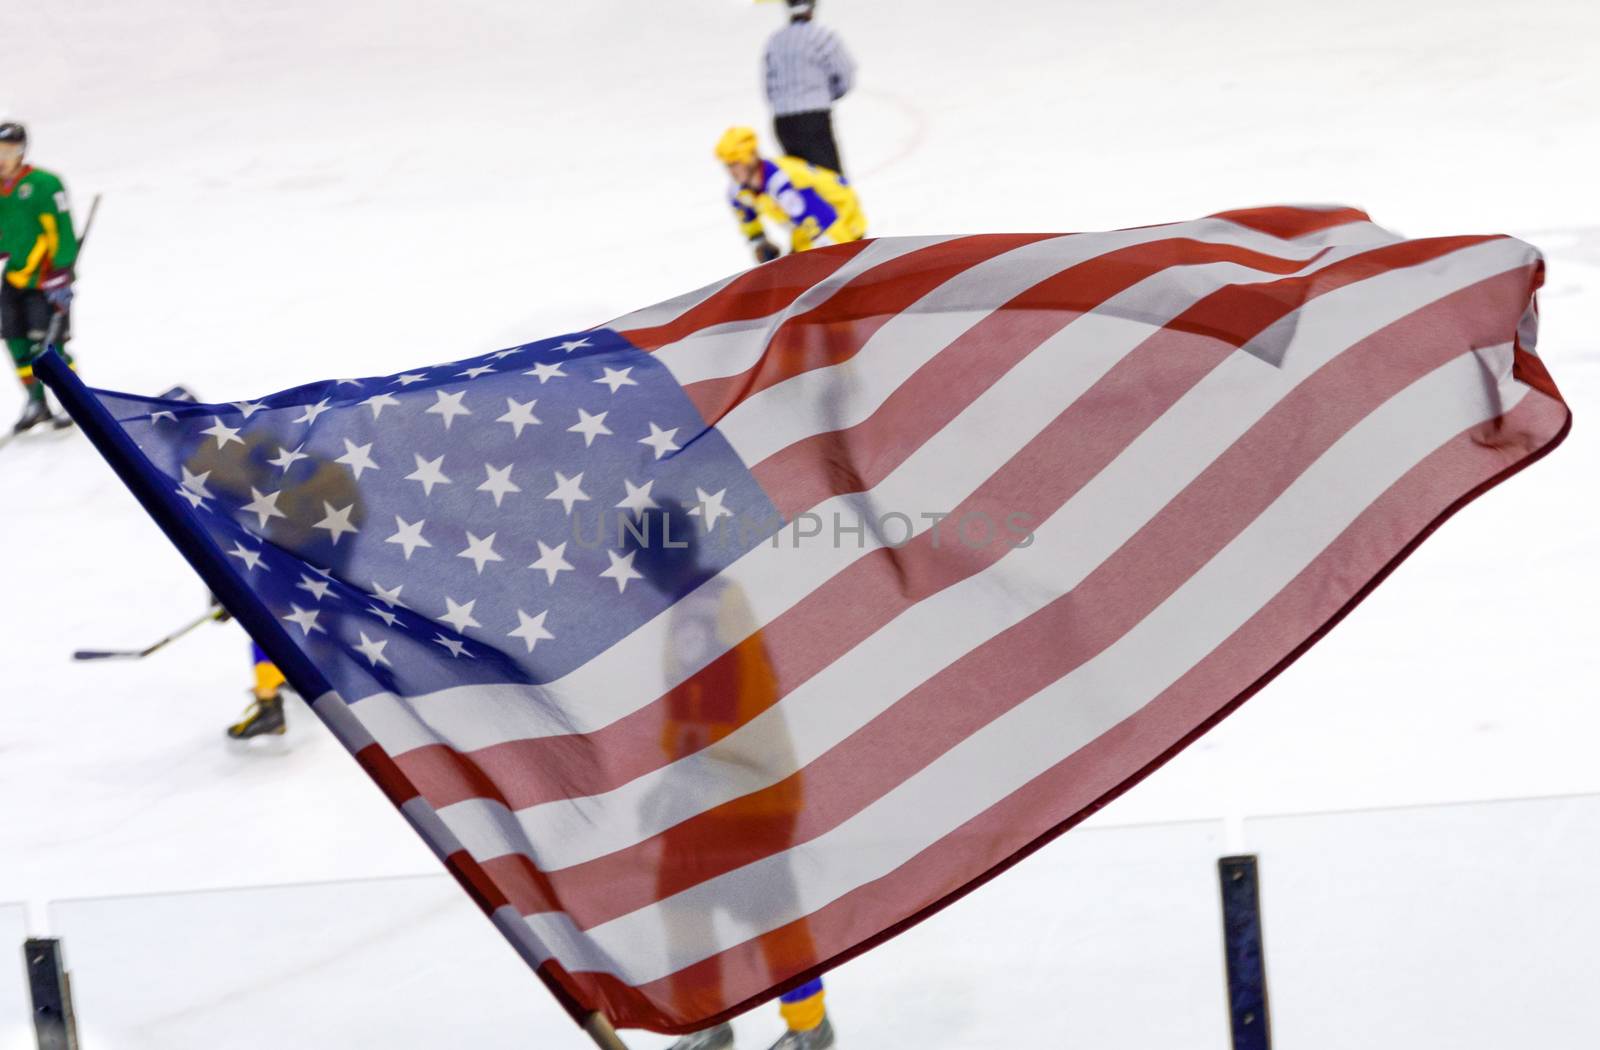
[773,109,844,176]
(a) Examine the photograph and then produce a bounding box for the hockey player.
[0,122,79,434]
[183,412,356,740]
[716,126,865,265]
[635,502,837,1050]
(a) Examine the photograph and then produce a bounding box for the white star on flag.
[433,634,473,658]
[406,454,452,495]
[393,373,427,386]
[314,502,360,544]
[227,542,268,572]
[282,604,323,636]
[689,487,733,531]
[426,389,472,429]
[569,408,613,447]
[369,604,400,627]
[353,631,390,667]
[364,392,401,419]
[180,467,213,499]
[294,399,332,425]
[368,581,404,607]
[149,410,177,424]
[458,364,497,379]
[386,516,432,559]
[529,540,574,585]
[439,597,481,634]
[201,418,243,448]
[269,443,309,471]
[508,608,555,652]
[615,478,658,516]
[594,366,638,394]
[477,464,521,507]
[458,531,504,574]
[336,439,381,479]
[526,361,566,384]
[639,422,680,460]
[243,487,287,528]
[496,397,541,436]
[231,401,266,418]
[555,338,591,354]
[600,550,644,594]
[546,471,590,514]
[296,574,333,602]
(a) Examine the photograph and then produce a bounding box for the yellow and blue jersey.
[729,157,866,253]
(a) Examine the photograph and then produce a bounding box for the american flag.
[44,204,1570,1035]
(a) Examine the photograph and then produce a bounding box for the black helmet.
[0,122,26,146]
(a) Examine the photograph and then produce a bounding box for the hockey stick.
[72,607,225,661]
[39,192,102,353]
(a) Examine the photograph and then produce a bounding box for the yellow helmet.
[715,126,760,165]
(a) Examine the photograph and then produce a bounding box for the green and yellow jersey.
[0,166,79,290]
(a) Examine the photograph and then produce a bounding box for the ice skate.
[12,398,51,434]
[765,1018,835,1050]
[668,1023,734,1050]
[226,693,286,739]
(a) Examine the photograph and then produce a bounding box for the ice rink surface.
[2,0,1596,1046]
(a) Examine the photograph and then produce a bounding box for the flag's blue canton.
[98,330,782,701]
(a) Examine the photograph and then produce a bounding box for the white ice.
[1,0,1597,1046]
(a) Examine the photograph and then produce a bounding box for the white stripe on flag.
[600,273,741,334]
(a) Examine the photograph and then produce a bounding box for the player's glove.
[41,270,74,312]
[751,237,780,264]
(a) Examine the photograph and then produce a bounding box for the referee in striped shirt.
[763,0,855,175]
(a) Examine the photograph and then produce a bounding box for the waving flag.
[41,205,1570,1035]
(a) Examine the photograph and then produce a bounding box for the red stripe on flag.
[479,852,564,915]
[443,849,511,914]
[354,742,421,805]
[1208,205,1374,239]
[620,241,875,351]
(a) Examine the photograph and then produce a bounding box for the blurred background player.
[716,126,864,264]
[634,502,837,1050]
[160,380,293,742]
[763,0,855,175]
[170,380,357,741]
[0,121,80,434]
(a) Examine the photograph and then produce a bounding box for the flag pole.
[582,1011,632,1050]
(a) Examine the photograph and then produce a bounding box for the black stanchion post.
[1217,854,1272,1050]
[23,937,80,1050]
